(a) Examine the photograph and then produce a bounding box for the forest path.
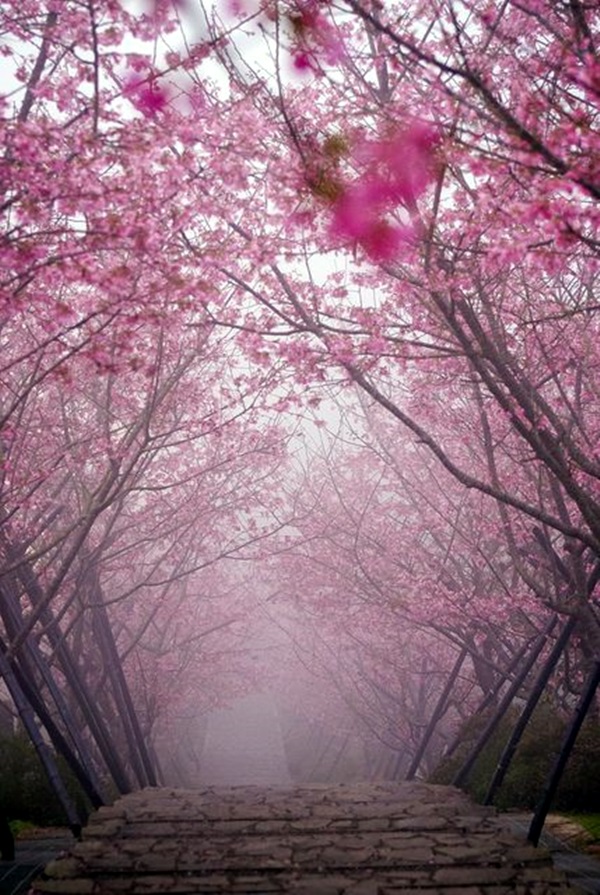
[198,693,292,785]
[32,782,584,894]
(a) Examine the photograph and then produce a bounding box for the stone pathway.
[507,816,600,894]
[32,782,585,894]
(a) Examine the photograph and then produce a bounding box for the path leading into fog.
[199,693,292,785]
[32,782,585,894]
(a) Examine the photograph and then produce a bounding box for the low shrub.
[9,819,36,838]
[432,703,600,812]
[0,731,89,826]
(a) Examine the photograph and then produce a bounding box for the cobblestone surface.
[32,783,583,894]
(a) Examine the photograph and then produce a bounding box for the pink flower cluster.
[330,122,440,261]
[124,70,170,117]
[289,0,345,72]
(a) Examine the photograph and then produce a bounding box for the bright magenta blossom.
[124,73,170,116]
[330,122,439,260]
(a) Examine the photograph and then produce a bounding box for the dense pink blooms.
[124,72,170,116]
[329,123,439,259]
[293,51,313,71]
[2,0,600,795]
[288,0,345,71]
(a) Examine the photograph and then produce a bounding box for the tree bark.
[484,618,576,805]
[406,646,468,781]
[452,617,557,788]
[528,660,600,845]
[0,642,82,834]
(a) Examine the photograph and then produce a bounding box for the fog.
[199,692,292,785]
[149,568,446,791]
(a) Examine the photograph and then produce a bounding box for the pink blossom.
[225,0,257,15]
[289,1,346,71]
[328,121,439,260]
[124,72,169,117]
[293,51,313,71]
[362,122,440,206]
[331,196,411,261]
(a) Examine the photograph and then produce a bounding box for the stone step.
[32,784,584,895]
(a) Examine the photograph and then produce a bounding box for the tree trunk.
[443,630,545,761]
[0,643,82,835]
[452,617,557,788]
[406,646,468,781]
[528,660,600,846]
[6,645,105,809]
[484,618,576,805]
[90,574,158,787]
[7,544,133,794]
[0,579,107,805]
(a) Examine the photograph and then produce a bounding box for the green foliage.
[432,703,600,812]
[431,708,516,802]
[568,814,600,841]
[9,819,35,838]
[555,718,600,811]
[0,731,88,826]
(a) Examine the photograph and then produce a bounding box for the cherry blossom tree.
[192,0,600,665]
[1,0,297,794]
[0,296,290,804]
[2,0,599,815]
[259,397,575,776]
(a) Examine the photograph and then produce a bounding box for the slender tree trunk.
[52,639,133,795]
[528,661,600,846]
[5,645,104,809]
[452,617,557,788]
[484,618,576,805]
[309,731,336,779]
[90,576,158,787]
[0,581,107,804]
[6,544,133,793]
[0,643,82,835]
[443,631,544,761]
[326,731,351,780]
[92,604,150,788]
[406,646,468,781]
